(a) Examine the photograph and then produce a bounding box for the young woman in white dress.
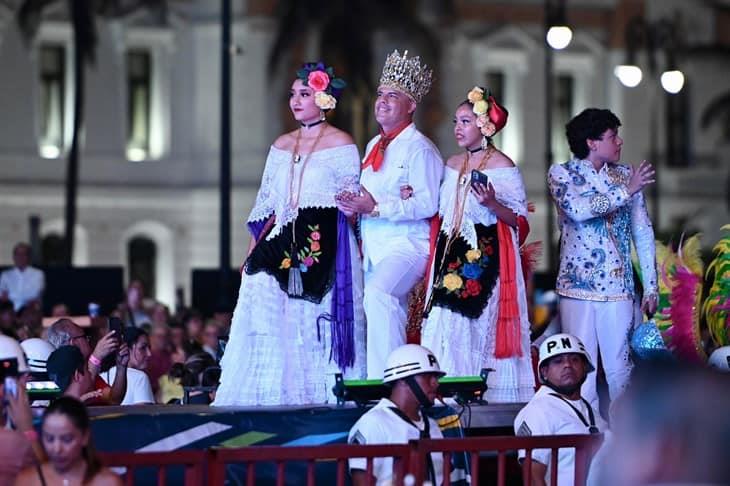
[213,63,366,406]
[421,87,535,403]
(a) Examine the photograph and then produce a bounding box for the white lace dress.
[213,144,367,406]
[421,166,535,403]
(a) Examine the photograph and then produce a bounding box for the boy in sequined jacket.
[548,108,657,412]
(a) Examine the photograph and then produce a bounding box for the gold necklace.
[431,145,494,289]
[288,123,326,209]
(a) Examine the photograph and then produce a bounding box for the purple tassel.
[317,211,355,369]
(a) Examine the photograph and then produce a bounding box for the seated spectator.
[598,361,730,486]
[16,304,43,340]
[0,300,17,338]
[147,323,173,396]
[169,321,198,362]
[0,334,45,484]
[14,396,123,485]
[202,321,221,361]
[120,280,151,328]
[0,242,44,312]
[47,318,129,405]
[47,346,97,401]
[51,303,71,318]
[150,303,171,327]
[101,328,154,405]
[182,310,204,349]
[170,352,218,405]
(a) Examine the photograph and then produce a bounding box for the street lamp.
[614,15,686,227]
[614,16,685,94]
[544,0,571,270]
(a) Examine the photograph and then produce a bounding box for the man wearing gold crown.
[337,50,444,378]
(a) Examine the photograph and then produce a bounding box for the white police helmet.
[382,344,446,384]
[0,334,29,373]
[538,333,595,377]
[708,346,730,372]
[20,338,55,373]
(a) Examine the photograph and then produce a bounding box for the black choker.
[300,119,325,129]
[467,146,482,154]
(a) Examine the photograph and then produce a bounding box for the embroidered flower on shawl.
[465,279,481,296]
[462,263,483,280]
[280,258,291,269]
[279,224,323,271]
[465,249,482,263]
[443,273,464,291]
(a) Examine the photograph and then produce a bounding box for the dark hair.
[565,108,621,159]
[169,352,217,387]
[43,396,102,484]
[123,326,148,348]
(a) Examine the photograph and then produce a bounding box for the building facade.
[0,0,728,308]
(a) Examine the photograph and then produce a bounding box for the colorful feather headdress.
[644,233,706,363]
[703,224,730,348]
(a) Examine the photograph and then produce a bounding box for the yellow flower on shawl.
[443,273,463,292]
[465,249,482,263]
[280,258,291,270]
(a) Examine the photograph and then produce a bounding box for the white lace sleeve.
[247,147,281,223]
[334,145,361,194]
[490,167,528,217]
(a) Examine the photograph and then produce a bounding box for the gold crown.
[378,49,433,103]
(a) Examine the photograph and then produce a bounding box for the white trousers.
[559,297,635,411]
[364,251,428,378]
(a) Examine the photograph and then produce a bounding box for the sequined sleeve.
[548,163,632,223]
[631,190,658,295]
[247,147,281,225]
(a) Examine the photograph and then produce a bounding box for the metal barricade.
[100,450,207,486]
[411,434,603,486]
[208,443,412,486]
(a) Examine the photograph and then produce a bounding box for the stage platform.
[89,402,524,454]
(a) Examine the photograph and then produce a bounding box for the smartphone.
[108,316,125,342]
[1,357,19,399]
[471,170,489,187]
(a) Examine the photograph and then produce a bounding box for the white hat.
[383,344,446,384]
[0,334,29,373]
[21,338,55,373]
[708,346,730,372]
[538,333,595,378]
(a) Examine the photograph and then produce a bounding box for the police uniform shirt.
[348,398,444,485]
[513,386,607,486]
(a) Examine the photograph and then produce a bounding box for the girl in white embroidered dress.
[213,64,366,406]
[421,92,535,403]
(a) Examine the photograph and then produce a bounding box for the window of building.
[39,44,66,159]
[126,49,152,162]
[41,233,65,266]
[552,73,575,163]
[128,236,156,298]
[665,84,692,167]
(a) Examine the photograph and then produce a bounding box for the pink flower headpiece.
[296,62,347,111]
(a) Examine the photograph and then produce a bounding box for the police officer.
[514,333,606,486]
[348,344,445,485]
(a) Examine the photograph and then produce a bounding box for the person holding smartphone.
[420,86,535,403]
[0,335,46,483]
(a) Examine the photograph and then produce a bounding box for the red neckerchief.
[361,120,412,172]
